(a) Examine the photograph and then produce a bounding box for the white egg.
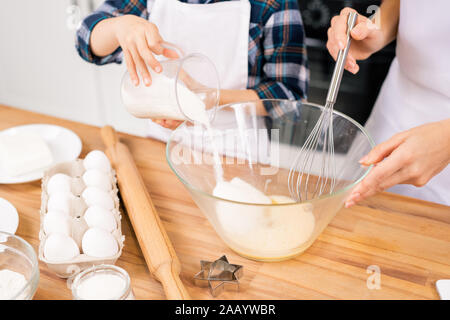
[83,150,111,172]
[43,211,71,236]
[83,206,116,232]
[82,169,111,191]
[44,233,80,262]
[82,227,118,258]
[81,187,114,210]
[47,173,72,195]
[47,191,73,214]
[45,209,70,218]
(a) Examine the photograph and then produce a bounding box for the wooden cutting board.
[0,104,449,300]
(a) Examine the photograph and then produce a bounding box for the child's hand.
[113,15,178,86]
[153,119,183,130]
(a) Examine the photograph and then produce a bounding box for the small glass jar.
[70,264,135,300]
[0,231,40,300]
[121,42,219,124]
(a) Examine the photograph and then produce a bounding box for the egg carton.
[38,159,125,278]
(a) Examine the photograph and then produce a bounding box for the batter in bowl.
[213,177,315,255]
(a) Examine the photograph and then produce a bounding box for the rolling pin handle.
[101,125,119,149]
[155,263,191,300]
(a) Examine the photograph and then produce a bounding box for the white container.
[38,159,124,278]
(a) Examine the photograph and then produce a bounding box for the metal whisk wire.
[288,11,357,202]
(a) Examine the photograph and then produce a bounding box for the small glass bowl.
[0,231,40,300]
[70,264,135,300]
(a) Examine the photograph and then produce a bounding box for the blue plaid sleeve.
[251,0,309,116]
[75,0,149,65]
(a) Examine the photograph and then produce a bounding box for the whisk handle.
[326,11,358,105]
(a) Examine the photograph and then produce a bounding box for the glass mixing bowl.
[166,100,374,261]
[0,231,40,299]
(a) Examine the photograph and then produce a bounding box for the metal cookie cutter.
[194,255,243,297]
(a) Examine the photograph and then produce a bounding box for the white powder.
[76,273,127,300]
[122,72,209,124]
[0,269,28,300]
[213,177,273,205]
[204,123,224,181]
[123,72,224,180]
[213,178,315,255]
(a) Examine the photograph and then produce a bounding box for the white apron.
[365,0,450,205]
[146,0,251,141]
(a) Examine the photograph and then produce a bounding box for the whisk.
[288,11,358,202]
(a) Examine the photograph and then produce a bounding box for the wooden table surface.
[1,104,449,300]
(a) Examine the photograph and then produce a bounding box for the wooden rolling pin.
[101,125,190,300]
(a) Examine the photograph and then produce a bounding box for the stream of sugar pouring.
[173,77,224,182]
[204,123,224,182]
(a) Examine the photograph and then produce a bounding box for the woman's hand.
[112,15,178,86]
[326,4,399,74]
[345,120,450,207]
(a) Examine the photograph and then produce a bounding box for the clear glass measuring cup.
[121,42,220,124]
[70,264,135,300]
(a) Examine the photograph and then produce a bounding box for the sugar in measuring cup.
[70,264,135,300]
[121,43,220,125]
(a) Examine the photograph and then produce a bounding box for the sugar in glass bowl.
[0,231,40,299]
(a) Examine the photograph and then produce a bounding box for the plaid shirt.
[76,0,309,118]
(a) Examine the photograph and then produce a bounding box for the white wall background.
[0,0,149,136]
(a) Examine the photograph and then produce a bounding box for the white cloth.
[365,0,450,205]
[146,0,251,141]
